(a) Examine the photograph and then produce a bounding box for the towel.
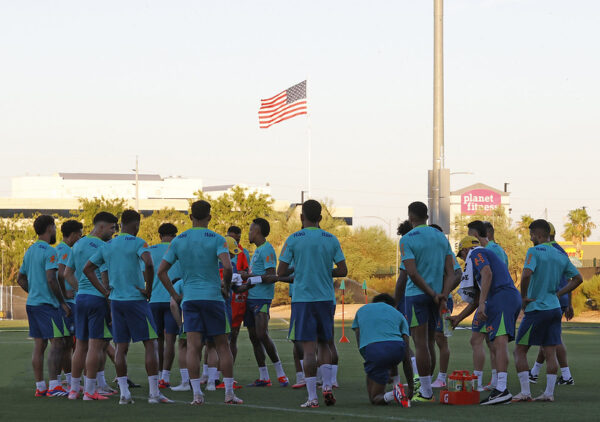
[457,247,482,303]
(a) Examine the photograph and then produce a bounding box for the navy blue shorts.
[243,299,272,328]
[26,304,68,339]
[150,302,179,336]
[62,302,76,336]
[485,289,522,342]
[436,296,454,333]
[182,300,231,337]
[472,308,487,333]
[361,341,406,385]
[396,296,407,320]
[75,294,112,341]
[405,294,439,330]
[224,298,233,327]
[111,300,158,343]
[289,301,334,342]
[517,308,562,347]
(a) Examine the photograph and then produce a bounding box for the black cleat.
[480,389,512,405]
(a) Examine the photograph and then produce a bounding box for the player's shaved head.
[302,200,322,224]
[407,201,428,225]
[191,200,211,221]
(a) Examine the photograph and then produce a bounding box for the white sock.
[84,377,96,395]
[96,370,107,388]
[490,369,498,387]
[49,379,59,390]
[419,375,432,398]
[517,371,531,395]
[65,373,72,387]
[36,381,46,391]
[162,370,171,383]
[560,366,572,380]
[300,359,304,372]
[306,377,317,401]
[392,375,401,385]
[274,361,286,379]
[437,372,447,382]
[531,361,543,377]
[259,366,269,381]
[200,364,209,380]
[148,375,159,397]
[411,357,419,377]
[296,372,305,384]
[70,376,80,393]
[321,364,333,390]
[545,374,557,396]
[224,377,234,395]
[497,372,508,392]
[332,364,338,385]
[180,368,189,384]
[190,378,203,396]
[384,391,395,403]
[208,367,218,383]
[474,370,483,389]
[117,376,131,398]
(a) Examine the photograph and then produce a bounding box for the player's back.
[473,248,516,295]
[69,236,105,297]
[353,302,409,349]
[486,241,509,267]
[401,225,450,295]
[21,241,58,307]
[550,241,570,306]
[99,234,147,300]
[149,243,181,302]
[281,228,344,303]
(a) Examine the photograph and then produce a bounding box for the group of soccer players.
[17,197,583,409]
[17,199,348,408]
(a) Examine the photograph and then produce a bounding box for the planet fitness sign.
[461,189,501,214]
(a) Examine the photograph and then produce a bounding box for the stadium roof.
[58,172,163,181]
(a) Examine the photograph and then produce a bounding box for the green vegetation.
[573,274,600,315]
[562,207,596,259]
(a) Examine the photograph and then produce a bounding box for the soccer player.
[55,219,83,388]
[225,226,250,363]
[352,293,414,405]
[278,199,347,408]
[16,215,71,397]
[399,202,455,402]
[466,220,507,391]
[65,212,117,400]
[157,200,242,405]
[84,209,172,405]
[148,223,182,390]
[449,236,522,405]
[244,218,289,387]
[513,219,582,402]
[529,222,575,386]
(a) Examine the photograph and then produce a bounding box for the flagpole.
[306,79,311,199]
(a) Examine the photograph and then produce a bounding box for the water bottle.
[442,308,453,337]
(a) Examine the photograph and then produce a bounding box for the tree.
[70,197,128,233]
[138,208,191,245]
[516,214,534,240]
[563,208,596,259]
[0,214,38,285]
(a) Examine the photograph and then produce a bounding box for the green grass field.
[1,319,599,421]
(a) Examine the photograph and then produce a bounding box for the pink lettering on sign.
[461,189,501,214]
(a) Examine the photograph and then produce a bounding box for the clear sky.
[1,0,599,240]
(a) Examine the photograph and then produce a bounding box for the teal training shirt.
[400,225,453,296]
[248,241,277,300]
[20,240,59,307]
[486,241,509,267]
[148,242,183,303]
[89,233,149,301]
[56,241,75,304]
[162,228,229,303]
[352,302,409,350]
[280,227,345,303]
[66,236,106,298]
[523,243,579,312]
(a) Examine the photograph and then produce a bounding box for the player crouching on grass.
[448,236,522,405]
[352,293,413,406]
[513,219,582,403]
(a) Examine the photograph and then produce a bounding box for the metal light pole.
[135,156,140,211]
[431,0,444,226]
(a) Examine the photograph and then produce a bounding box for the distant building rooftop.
[58,172,163,181]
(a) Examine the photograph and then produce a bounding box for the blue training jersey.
[66,236,106,298]
[280,227,345,303]
[400,225,454,297]
[248,241,277,300]
[469,247,519,301]
[162,227,229,303]
[20,240,59,307]
[89,233,149,301]
[550,241,570,308]
[56,241,75,304]
[523,243,579,312]
[352,302,409,350]
[148,242,182,303]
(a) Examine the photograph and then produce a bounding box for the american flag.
[259,80,307,129]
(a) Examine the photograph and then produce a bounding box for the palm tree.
[516,214,534,240]
[563,208,596,258]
